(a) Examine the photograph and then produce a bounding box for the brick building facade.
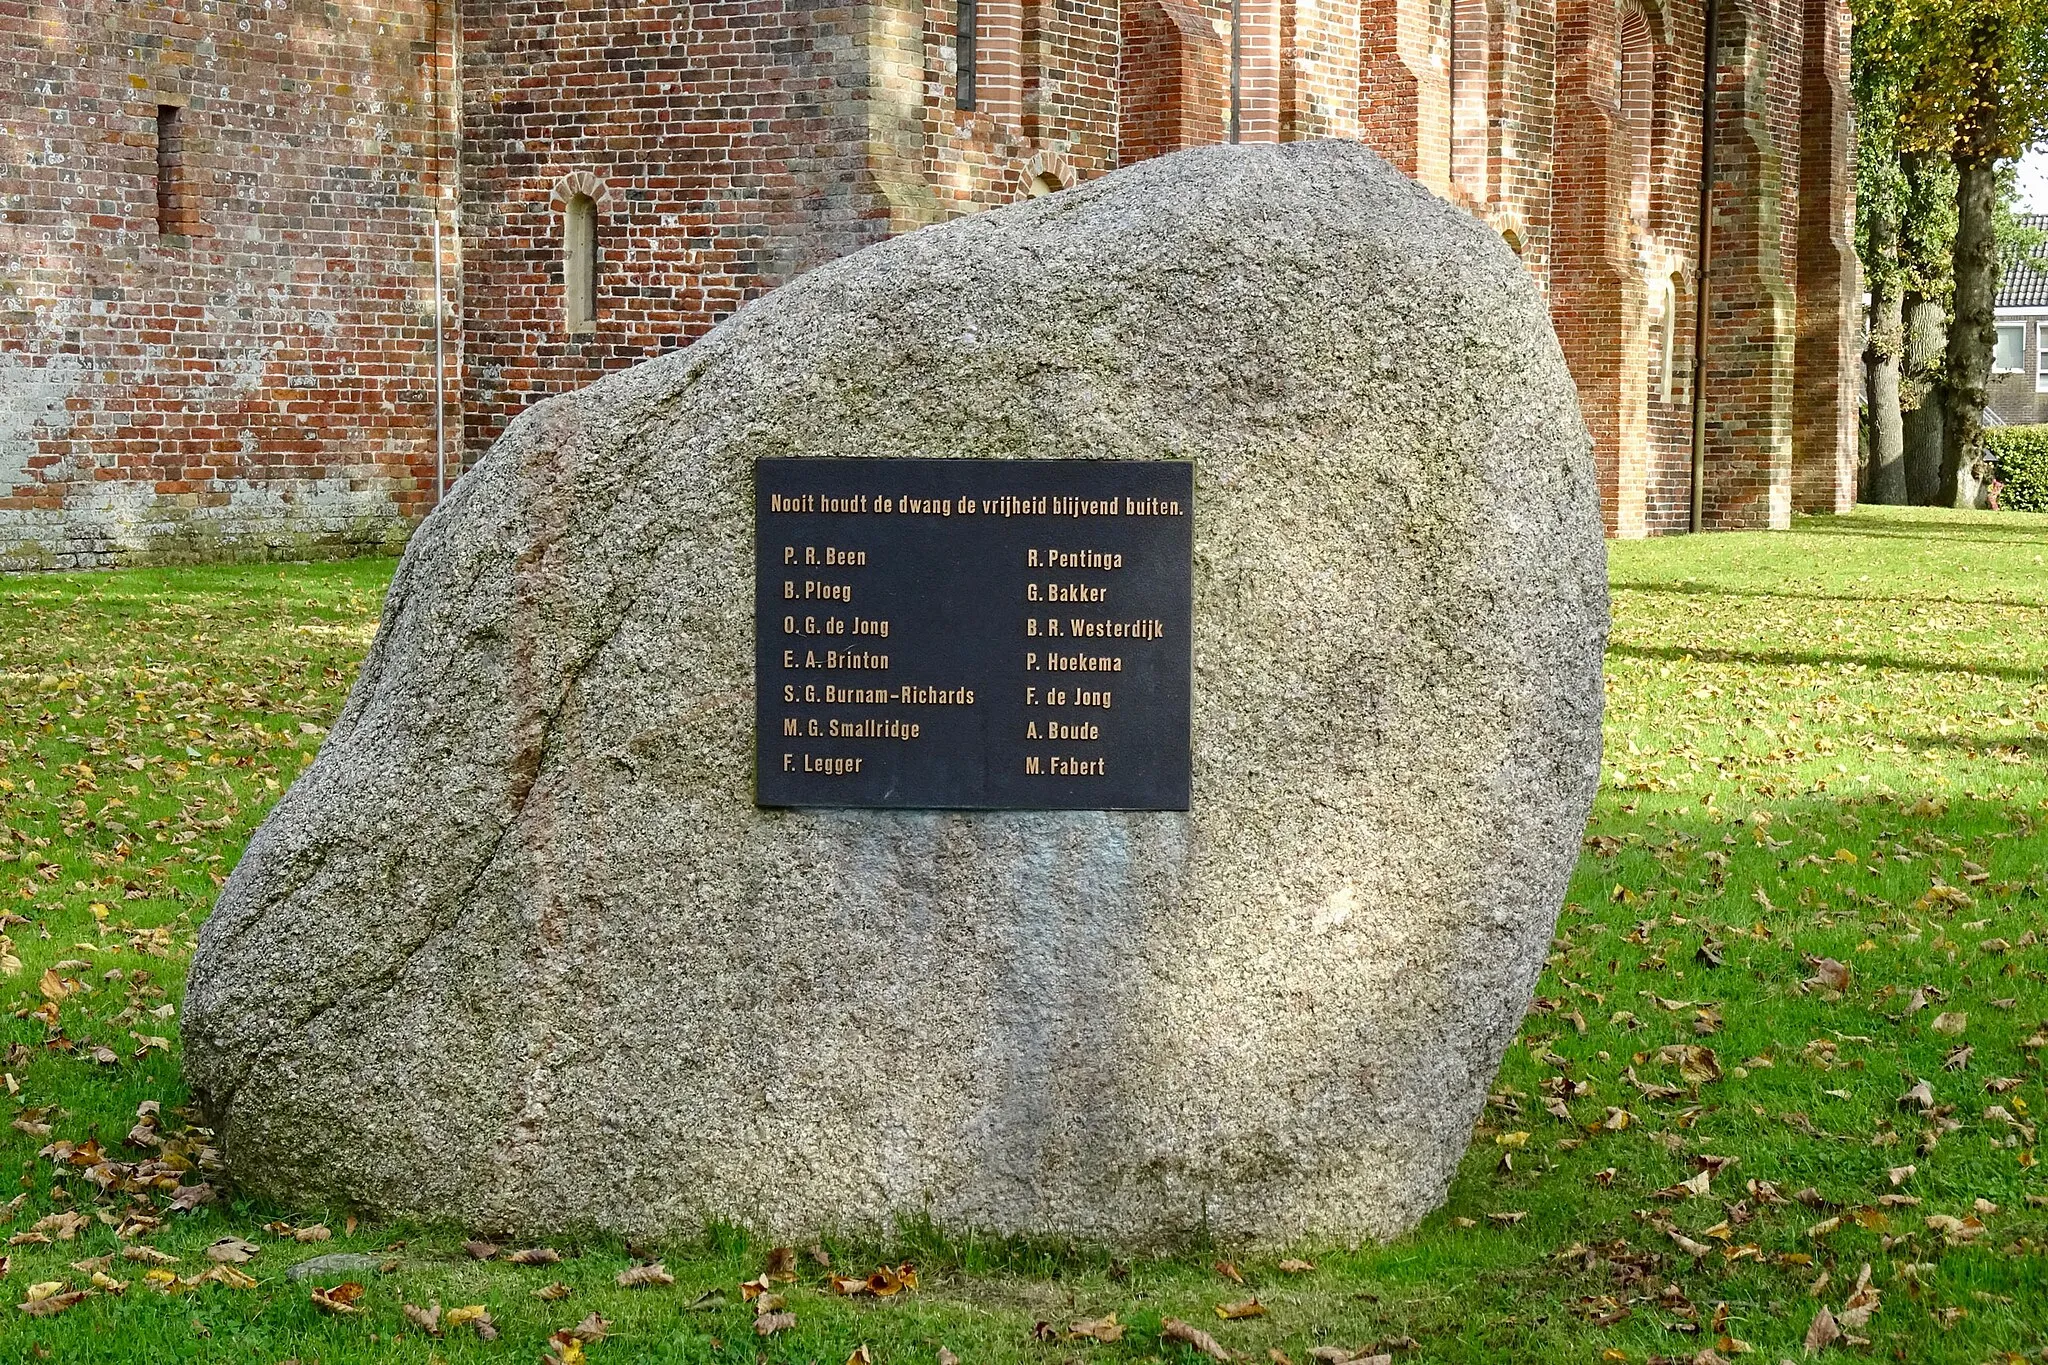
[3,0,1855,567]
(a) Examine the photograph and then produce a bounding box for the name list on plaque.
[754,457,1193,810]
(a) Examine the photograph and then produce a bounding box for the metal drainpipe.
[433,214,445,503]
[1229,0,1241,143]
[430,0,447,504]
[1688,0,1719,533]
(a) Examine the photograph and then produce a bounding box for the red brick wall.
[10,0,1858,558]
[0,0,452,569]
[455,0,902,463]
[1695,0,1802,530]
[1791,0,1858,514]
[1119,0,1228,162]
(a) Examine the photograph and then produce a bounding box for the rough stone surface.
[287,1253,392,1281]
[183,141,1607,1247]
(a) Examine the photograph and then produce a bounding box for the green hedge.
[1988,424,2048,512]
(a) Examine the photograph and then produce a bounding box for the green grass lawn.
[1,504,2046,1363]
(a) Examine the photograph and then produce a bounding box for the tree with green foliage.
[1872,0,2048,506]
[1853,7,1910,506]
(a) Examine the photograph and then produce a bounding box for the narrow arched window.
[1661,274,1683,403]
[564,193,597,334]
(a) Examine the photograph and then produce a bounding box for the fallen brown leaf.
[617,1262,674,1288]
[1163,1317,1233,1362]
[403,1301,442,1335]
[508,1246,562,1266]
[205,1237,259,1264]
[445,1303,498,1340]
[310,1282,365,1315]
[1215,1299,1267,1321]
[1803,1304,1840,1354]
[755,1310,795,1336]
[19,1286,89,1317]
[1069,1313,1126,1342]
[533,1280,573,1301]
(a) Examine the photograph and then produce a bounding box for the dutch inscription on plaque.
[754,457,1193,809]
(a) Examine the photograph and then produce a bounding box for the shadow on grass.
[1888,732,2048,759]
[1607,641,2045,683]
[1610,580,2048,610]
[1786,519,2048,547]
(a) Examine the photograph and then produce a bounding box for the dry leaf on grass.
[1805,958,1851,993]
[569,1313,610,1343]
[1803,1304,1840,1354]
[1277,1258,1315,1273]
[19,1285,89,1317]
[445,1303,499,1340]
[167,1183,216,1213]
[1655,1044,1723,1086]
[534,1280,573,1301]
[462,1238,501,1261]
[402,1300,442,1336]
[1931,1012,1968,1036]
[867,1263,918,1295]
[544,1335,587,1365]
[939,1348,960,1365]
[1215,1299,1268,1321]
[1214,1260,1245,1284]
[1838,1264,1880,1330]
[508,1246,563,1265]
[32,1211,90,1242]
[1162,1317,1233,1362]
[1068,1313,1126,1342]
[205,1237,259,1264]
[755,1311,796,1336]
[848,1346,874,1365]
[310,1281,365,1314]
[617,1262,674,1288]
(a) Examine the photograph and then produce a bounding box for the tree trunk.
[1863,200,1908,505]
[1902,294,1946,504]
[1941,151,1997,508]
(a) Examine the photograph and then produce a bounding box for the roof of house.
[2002,213,2048,309]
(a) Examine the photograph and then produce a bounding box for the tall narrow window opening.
[957,0,979,110]
[1660,274,1683,402]
[564,193,597,334]
[1618,11,1654,225]
[1450,0,1494,201]
[156,105,191,237]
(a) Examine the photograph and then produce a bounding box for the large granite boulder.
[183,140,1606,1246]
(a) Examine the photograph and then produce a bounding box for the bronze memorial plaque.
[755,457,1193,810]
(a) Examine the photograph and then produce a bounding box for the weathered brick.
[4,0,1857,561]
